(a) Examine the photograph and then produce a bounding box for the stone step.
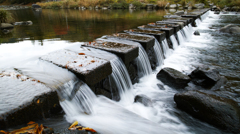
[148,23,180,33]
[138,25,174,39]
[156,21,185,29]
[105,33,155,50]
[40,49,112,86]
[163,19,188,26]
[82,40,139,67]
[124,29,166,43]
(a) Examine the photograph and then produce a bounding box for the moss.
[0,9,14,23]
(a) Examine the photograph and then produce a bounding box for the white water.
[153,37,164,66]
[182,27,191,40]
[177,31,185,45]
[195,18,202,27]
[161,39,172,58]
[188,24,194,33]
[170,35,179,49]
[98,38,152,76]
[110,58,133,102]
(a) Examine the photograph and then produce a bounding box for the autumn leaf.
[37,124,44,134]
[83,127,97,132]
[78,53,85,55]
[37,99,40,104]
[68,121,78,130]
[79,64,83,67]
[27,121,36,125]
[91,60,95,63]
[0,130,9,134]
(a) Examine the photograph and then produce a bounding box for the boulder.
[14,21,33,26]
[157,67,191,89]
[214,11,220,14]
[0,23,14,29]
[219,24,240,34]
[169,4,177,9]
[134,95,153,107]
[32,4,41,9]
[193,30,200,35]
[174,11,184,15]
[174,90,240,133]
[189,67,221,89]
[169,9,176,13]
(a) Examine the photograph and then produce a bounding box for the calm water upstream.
[0,9,166,44]
[0,9,240,134]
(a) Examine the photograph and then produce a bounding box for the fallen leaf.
[83,127,97,132]
[37,99,40,104]
[91,60,95,63]
[68,121,78,130]
[27,121,36,125]
[79,64,83,67]
[0,130,8,134]
[37,124,44,134]
[78,53,85,55]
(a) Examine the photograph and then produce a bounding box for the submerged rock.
[134,95,153,107]
[219,24,240,34]
[0,23,14,29]
[174,90,240,133]
[193,30,200,35]
[157,67,191,89]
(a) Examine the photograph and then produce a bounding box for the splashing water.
[195,18,202,27]
[182,27,191,40]
[177,31,185,45]
[161,39,172,58]
[153,37,164,66]
[97,38,152,76]
[188,24,194,33]
[170,35,179,49]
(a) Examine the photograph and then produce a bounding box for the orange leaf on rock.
[83,127,97,132]
[0,130,9,134]
[27,121,36,125]
[78,53,85,55]
[68,121,78,130]
[37,99,40,104]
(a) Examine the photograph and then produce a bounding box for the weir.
[0,8,211,130]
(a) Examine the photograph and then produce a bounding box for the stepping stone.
[138,25,174,38]
[148,23,180,33]
[124,29,166,43]
[40,49,112,85]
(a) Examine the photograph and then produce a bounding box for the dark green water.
[0,9,166,44]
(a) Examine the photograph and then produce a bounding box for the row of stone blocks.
[0,8,210,130]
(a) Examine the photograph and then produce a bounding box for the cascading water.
[97,38,152,76]
[170,35,178,49]
[153,38,164,66]
[127,33,164,66]
[188,24,194,33]
[110,58,133,102]
[195,18,202,27]
[177,31,185,45]
[182,27,191,40]
[161,39,171,58]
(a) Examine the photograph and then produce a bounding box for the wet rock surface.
[0,23,14,29]
[134,94,153,107]
[174,90,240,133]
[157,67,191,89]
[189,67,221,89]
[219,24,240,34]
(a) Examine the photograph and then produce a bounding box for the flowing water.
[1,9,240,134]
[170,35,179,49]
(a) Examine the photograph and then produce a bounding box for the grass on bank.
[0,9,14,23]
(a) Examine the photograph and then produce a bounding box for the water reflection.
[0,9,166,44]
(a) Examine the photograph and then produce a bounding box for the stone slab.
[148,23,180,33]
[106,33,155,50]
[138,25,174,38]
[163,19,188,26]
[156,21,185,29]
[0,70,61,130]
[124,29,166,43]
[82,40,139,66]
[40,49,112,86]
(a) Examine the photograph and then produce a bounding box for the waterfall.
[170,35,178,49]
[176,31,185,45]
[161,39,171,58]
[60,82,97,115]
[97,38,152,76]
[182,27,191,40]
[127,33,164,67]
[195,18,201,27]
[188,24,194,33]
[110,58,133,101]
[153,38,164,66]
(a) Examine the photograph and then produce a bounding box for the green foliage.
[132,1,144,8]
[0,9,14,23]
[112,0,129,9]
[147,0,157,4]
